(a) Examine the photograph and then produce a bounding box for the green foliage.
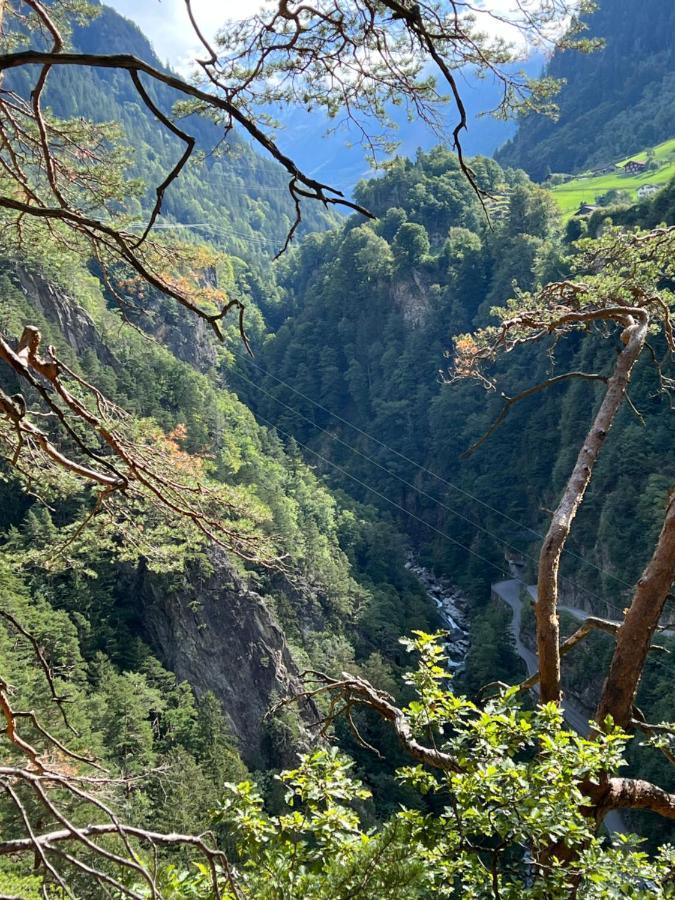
[0,558,250,871]
[393,222,431,270]
[176,635,675,897]
[0,161,443,844]
[240,146,675,850]
[0,1,674,889]
[242,150,569,594]
[0,870,44,900]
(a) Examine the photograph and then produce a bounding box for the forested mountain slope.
[241,148,674,608]
[0,225,440,817]
[496,0,675,179]
[1,2,458,868]
[234,150,675,843]
[13,1,335,268]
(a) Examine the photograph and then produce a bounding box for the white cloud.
[105,0,267,69]
[105,0,553,70]
[472,0,571,53]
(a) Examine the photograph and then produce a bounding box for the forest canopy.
[0,0,674,898]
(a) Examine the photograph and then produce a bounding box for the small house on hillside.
[593,163,617,175]
[637,183,661,199]
[574,204,598,217]
[623,160,647,174]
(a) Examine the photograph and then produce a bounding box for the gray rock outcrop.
[138,550,314,767]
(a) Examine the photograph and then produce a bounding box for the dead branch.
[128,70,196,248]
[0,49,373,221]
[283,669,463,773]
[463,372,608,458]
[0,608,80,735]
[0,644,242,900]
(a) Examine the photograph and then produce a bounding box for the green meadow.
[550,137,675,216]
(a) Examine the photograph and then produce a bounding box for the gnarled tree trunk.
[596,489,675,729]
[537,313,649,703]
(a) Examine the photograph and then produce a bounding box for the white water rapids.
[405,557,470,671]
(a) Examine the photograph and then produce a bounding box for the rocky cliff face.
[151,313,218,373]
[12,264,218,374]
[391,271,431,327]
[138,550,314,768]
[12,266,117,366]
[10,268,313,767]
[139,266,219,373]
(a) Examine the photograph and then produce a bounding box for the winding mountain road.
[491,578,626,835]
[492,580,590,735]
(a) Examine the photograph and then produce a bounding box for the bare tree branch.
[462,371,608,458]
[282,669,463,772]
[0,50,373,220]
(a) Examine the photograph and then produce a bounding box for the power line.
[231,348,637,594]
[260,421,675,688]
[231,364,630,617]
[230,365,598,602]
[256,407,675,683]
[252,408,508,579]
[121,216,638,603]
[139,214,642,600]
[125,220,280,248]
[228,347,674,677]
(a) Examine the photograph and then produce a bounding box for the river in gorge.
[406,557,471,671]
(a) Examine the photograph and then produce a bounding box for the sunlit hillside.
[550,137,675,216]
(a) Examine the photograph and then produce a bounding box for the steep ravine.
[12,265,474,769]
[406,557,471,669]
[139,553,471,767]
[5,270,317,767]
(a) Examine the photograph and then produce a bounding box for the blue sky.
[106,1,530,70]
[106,1,263,68]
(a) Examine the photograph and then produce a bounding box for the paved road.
[525,585,593,625]
[492,578,626,835]
[493,580,591,734]
[526,584,675,638]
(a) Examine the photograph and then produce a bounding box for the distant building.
[574,204,598,217]
[637,183,661,199]
[623,160,648,174]
[593,163,617,175]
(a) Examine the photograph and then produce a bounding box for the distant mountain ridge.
[496,0,675,180]
[92,0,543,198]
[268,57,543,197]
[14,2,336,262]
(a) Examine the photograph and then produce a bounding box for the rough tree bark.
[595,489,675,729]
[537,311,649,704]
